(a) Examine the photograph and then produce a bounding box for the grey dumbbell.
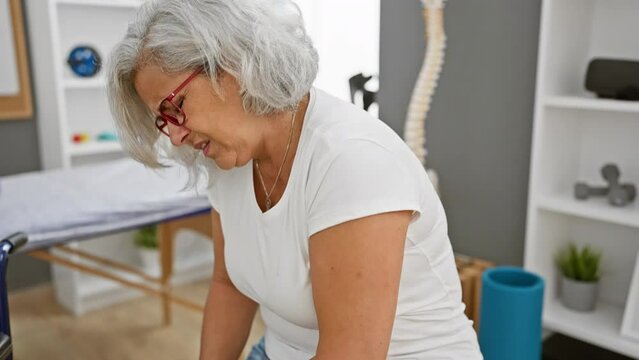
[574,164,637,206]
[574,182,636,201]
[574,182,608,200]
[602,164,636,206]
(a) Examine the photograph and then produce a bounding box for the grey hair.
[107,0,318,187]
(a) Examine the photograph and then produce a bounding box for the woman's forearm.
[199,277,258,360]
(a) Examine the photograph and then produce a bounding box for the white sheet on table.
[0,158,211,235]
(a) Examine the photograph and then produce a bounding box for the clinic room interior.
[1,0,638,359]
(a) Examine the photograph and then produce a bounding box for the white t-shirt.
[207,88,483,359]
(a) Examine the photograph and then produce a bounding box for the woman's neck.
[253,94,309,177]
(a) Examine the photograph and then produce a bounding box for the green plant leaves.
[134,225,158,249]
[555,243,602,282]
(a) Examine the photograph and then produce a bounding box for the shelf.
[537,194,639,228]
[68,141,121,156]
[544,299,639,359]
[63,77,106,90]
[55,0,142,8]
[545,96,639,114]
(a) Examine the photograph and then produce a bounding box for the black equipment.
[585,58,639,100]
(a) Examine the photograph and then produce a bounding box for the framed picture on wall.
[621,251,639,341]
[0,0,33,120]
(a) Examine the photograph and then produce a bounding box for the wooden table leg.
[158,223,175,326]
[156,213,212,326]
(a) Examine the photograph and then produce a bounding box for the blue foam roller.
[479,266,545,360]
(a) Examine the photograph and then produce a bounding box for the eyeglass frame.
[155,66,204,137]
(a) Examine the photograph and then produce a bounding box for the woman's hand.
[309,210,413,360]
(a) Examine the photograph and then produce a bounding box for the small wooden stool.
[455,254,494,331]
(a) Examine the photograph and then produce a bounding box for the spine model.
[403,0,446,191]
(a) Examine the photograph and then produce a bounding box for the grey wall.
[1,2,50,290]
[379,0,540,265]
[0,121,39,176]
[0,121,50,291]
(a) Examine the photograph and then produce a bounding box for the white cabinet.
[25,0,212,315]
[524,0,639,357]
[26,0,139,169]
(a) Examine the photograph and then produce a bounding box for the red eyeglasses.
[155,67,203,137]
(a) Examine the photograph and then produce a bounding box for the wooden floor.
[8,280,266,360]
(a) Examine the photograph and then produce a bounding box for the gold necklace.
[255,106,299,210]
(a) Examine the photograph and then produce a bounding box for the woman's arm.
[200,209,259,360]
[309,210,412,360]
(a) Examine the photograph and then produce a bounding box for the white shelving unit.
[537,194,639,229]
[544,95,639,113]
[25,0,213,315]
[63,77,107,90]
[524,0,639,358]
[68,141,122,156]
[26,0,141,170]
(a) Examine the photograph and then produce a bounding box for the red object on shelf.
[72,133,90,143]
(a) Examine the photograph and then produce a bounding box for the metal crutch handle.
[0,233,27,254]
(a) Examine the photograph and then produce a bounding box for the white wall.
[294,0,379,102]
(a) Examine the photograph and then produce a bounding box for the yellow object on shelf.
[71,133,91,143]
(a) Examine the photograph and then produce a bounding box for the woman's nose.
[167,122,190,146]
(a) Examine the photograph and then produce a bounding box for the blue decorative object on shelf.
[97,131,118,141]
[479,266,545,360]
[67,45,101,77]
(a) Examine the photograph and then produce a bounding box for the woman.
[107,0,482,359]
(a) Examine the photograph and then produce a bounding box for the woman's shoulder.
[303,89,431,195]
[309,88,390,141]
[305,89,420,173]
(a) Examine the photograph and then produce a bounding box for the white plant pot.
[137,248,160,277]
[560,276,599,312]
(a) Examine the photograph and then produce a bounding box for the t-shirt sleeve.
[306,139,423,237]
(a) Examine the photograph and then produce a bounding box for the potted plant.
[134,225,160,276]
[555,243,602,312]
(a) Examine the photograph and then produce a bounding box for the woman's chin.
[215,162,235,170]
[209,152,238,170]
